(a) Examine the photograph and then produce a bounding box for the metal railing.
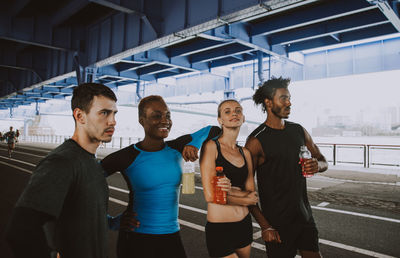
[21,135,142,149]
[20,135,400,169]
[317,143,400,168]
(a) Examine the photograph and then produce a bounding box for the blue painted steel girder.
[269,9,388,46]
[287,23,398,52]
[250,0,373,37]
[190,43,253,63]
[168,38,233,57]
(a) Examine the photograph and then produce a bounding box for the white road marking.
[109,185,129,194]
[12,150,46,158]
[110,185,400,224]
[311,206,400,223]
[108,197,396,258]
[317,202,330,207]
[196,185,320,192]
[0,160,32,174]
[253,230,262,239]
[0,147,47,158]
[319,239,396,258]
[3,156,399,258]
[0,155,36,167]
[312,176,398,186]
[109,197,128,206]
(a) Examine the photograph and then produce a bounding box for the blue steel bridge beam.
[371,0,400,31]
[199,24,302,66]
[251,0,376,37]
[189,44,253,64]
[88,0,159,38]
[0,15,79,52]
[269,9,389,46]
[287,23,397,52]
[168,38,233,57]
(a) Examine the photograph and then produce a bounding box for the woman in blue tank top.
[102,95,220,258]
[200,99,259,258]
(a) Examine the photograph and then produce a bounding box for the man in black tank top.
[245,77,328,258]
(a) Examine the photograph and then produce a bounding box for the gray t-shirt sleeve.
[17,155,74,218]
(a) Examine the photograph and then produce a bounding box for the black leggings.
[117,230,187,258]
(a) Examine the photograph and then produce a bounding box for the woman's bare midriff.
[207,202,249,223]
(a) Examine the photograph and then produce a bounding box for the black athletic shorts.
[205,213,253,257]
[117,230,186,258]
[265,222,319,258]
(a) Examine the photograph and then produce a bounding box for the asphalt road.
[0,143,399,258]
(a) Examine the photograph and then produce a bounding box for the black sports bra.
[214,139,248,190]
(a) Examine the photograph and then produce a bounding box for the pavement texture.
[18,142,400,214]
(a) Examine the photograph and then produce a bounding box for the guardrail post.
[120,137,123,149]
[367,145,370,168]
[333,144,336,165]
[363,145,367,168]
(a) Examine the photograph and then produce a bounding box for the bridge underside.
[1,0,400,110]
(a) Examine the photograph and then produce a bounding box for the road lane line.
[178,219,205,231]
[0,155,36,167]
[107,197,268,252]
[12,150,46,158]
[312,176,398,186]
[109,185,129,194]
[109,197,128,206]
[110,197,395,257]
[5,160,400,225]
[317,202,330,207]
[319,239,396,258]
[179,204,207,214]
[110,185,400,224]
[253,230,262,239]
[196,185,320,192]
[0,148,46,158]
[311,206,400,223]
[0,160,32,174]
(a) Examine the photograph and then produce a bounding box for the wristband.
[262,227,275,233]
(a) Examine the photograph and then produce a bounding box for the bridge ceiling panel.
[1,0,400,109]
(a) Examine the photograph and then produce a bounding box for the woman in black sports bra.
[200,99,259,258]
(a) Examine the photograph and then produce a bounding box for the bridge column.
[223,74,235,100]
[136,81,145,103]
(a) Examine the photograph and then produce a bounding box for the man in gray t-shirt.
[6,83,118,258]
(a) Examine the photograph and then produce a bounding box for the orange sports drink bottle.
[213,166,226,204]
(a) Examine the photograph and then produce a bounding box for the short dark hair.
[71,83,117,117]
[138,95,166,118]
[217,99,241,117]
[252,76,290,112]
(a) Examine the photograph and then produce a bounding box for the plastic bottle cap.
[216,166,223,171]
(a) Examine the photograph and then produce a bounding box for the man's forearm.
[248,204,272,230]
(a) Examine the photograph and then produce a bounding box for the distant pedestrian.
[246,77,328,258]
[6,83,118,258]
[4,126,16,157]
[15,129,20,143]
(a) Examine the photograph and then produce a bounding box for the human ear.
[217,117,223,126]
[265,99,272,109]
[139,116,144,126]
[73,108,86,124]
